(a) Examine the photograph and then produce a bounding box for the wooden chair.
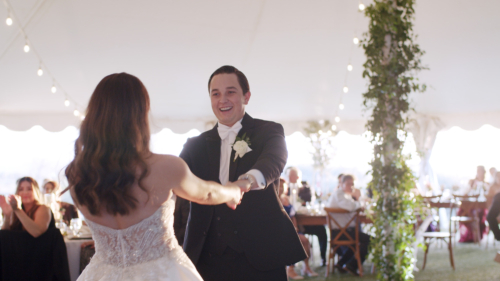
[324,207,363,277]
[421,199,457,270]
[451,194,481,244]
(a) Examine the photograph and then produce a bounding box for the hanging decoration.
[331,0,366,130]
[2,0,84,119]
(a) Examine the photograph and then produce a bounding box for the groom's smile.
[209,73,251,127]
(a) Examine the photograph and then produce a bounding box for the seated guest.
[0,177,54,237]
[489,167,498,185]
[487,192,500,241]
[487,172,500,209]
[298,181,312,203]
[43,180,79,225]
[278,179,318,279]
[285,166,328,266]
[326,174,371,276]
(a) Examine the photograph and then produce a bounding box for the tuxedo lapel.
[229,113,256,182]
[205,126,221,183]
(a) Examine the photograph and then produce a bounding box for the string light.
[80,115,85,121]
[343,86,349,93]
[359,3,366,11]
[335,116,340,123]
[353,37,359,45]
[339,103,345,110]
[331,125,337,131]
[4,1,82,114]
[347,64,353,71]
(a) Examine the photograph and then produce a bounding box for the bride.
[64,73,247,280]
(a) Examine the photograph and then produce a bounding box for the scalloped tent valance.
[0,0,499,135]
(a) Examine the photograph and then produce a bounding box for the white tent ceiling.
[1,0,499,135]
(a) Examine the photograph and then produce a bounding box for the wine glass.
[70,218,82,237]
[56,220,67,236]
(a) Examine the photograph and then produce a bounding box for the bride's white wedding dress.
[78,196,202,281]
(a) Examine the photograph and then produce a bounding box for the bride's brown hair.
[65,73,150,216]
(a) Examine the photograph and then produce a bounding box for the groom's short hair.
[208,65,250,94]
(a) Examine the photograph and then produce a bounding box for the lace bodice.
[85,196,186,268]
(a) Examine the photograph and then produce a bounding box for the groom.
[179,65,307,280]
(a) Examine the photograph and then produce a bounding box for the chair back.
[421,195,442,203]
[324,207,360,246]
[453,194,480,217]
[427,200,459,234]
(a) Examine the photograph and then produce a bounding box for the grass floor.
[291,238,500,281]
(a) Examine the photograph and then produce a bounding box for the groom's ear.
[243,91,251,105]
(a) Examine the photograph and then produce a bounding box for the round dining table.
[65,238,93,281]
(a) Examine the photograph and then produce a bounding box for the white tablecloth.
[65,239,92,281]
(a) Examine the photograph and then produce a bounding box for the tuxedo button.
[217,233,221,237]
[217,217,221,221]
[234,231,238,234]
[203,231,207,236]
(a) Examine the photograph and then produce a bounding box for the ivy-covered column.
[362,0,426,280]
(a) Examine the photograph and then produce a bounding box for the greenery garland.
[361,0,426,280]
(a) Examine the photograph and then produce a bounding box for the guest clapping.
[0,177,54,238]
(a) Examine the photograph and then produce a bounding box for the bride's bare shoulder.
[147,154,188,179]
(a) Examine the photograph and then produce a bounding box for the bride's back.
[74,153,179,230]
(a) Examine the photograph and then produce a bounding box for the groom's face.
[209,73,251,127]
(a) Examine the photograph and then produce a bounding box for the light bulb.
[80,115,85,121]
[339,103,345,110]
[37,67,43,76]
[24,44,30,53]
[6,17,13,26]
[353,37,359,45]
[64,99,70,107]
[74,109,80,116]
[331,125,337,131]
[335,116,340,123]
[347,64,353,71]
[51,85,57,93]
[343,86,349,93]
[359,3,365,11]
[319,130,323,135]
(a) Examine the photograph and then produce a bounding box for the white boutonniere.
[232,133,252,162]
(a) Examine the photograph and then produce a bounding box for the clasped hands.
[224,175,255,210]
[0,194,22,216]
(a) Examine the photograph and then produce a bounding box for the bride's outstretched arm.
[170,157,248,209]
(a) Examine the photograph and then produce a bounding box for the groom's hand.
[233,180,252,204]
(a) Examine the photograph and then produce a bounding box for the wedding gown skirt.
[78,196,202,281]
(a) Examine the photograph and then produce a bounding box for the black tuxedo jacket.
[179,113,307,271]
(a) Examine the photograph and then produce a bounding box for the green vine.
[303,120,337,171]
[362,0,426,280]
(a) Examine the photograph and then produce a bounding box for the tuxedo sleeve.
[487,193,500,241]
[251,123,287,189]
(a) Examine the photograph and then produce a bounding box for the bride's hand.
[225,182,246,210]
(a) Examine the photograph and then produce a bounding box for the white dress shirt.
[217,118,266,189]
[326,188,361,229]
